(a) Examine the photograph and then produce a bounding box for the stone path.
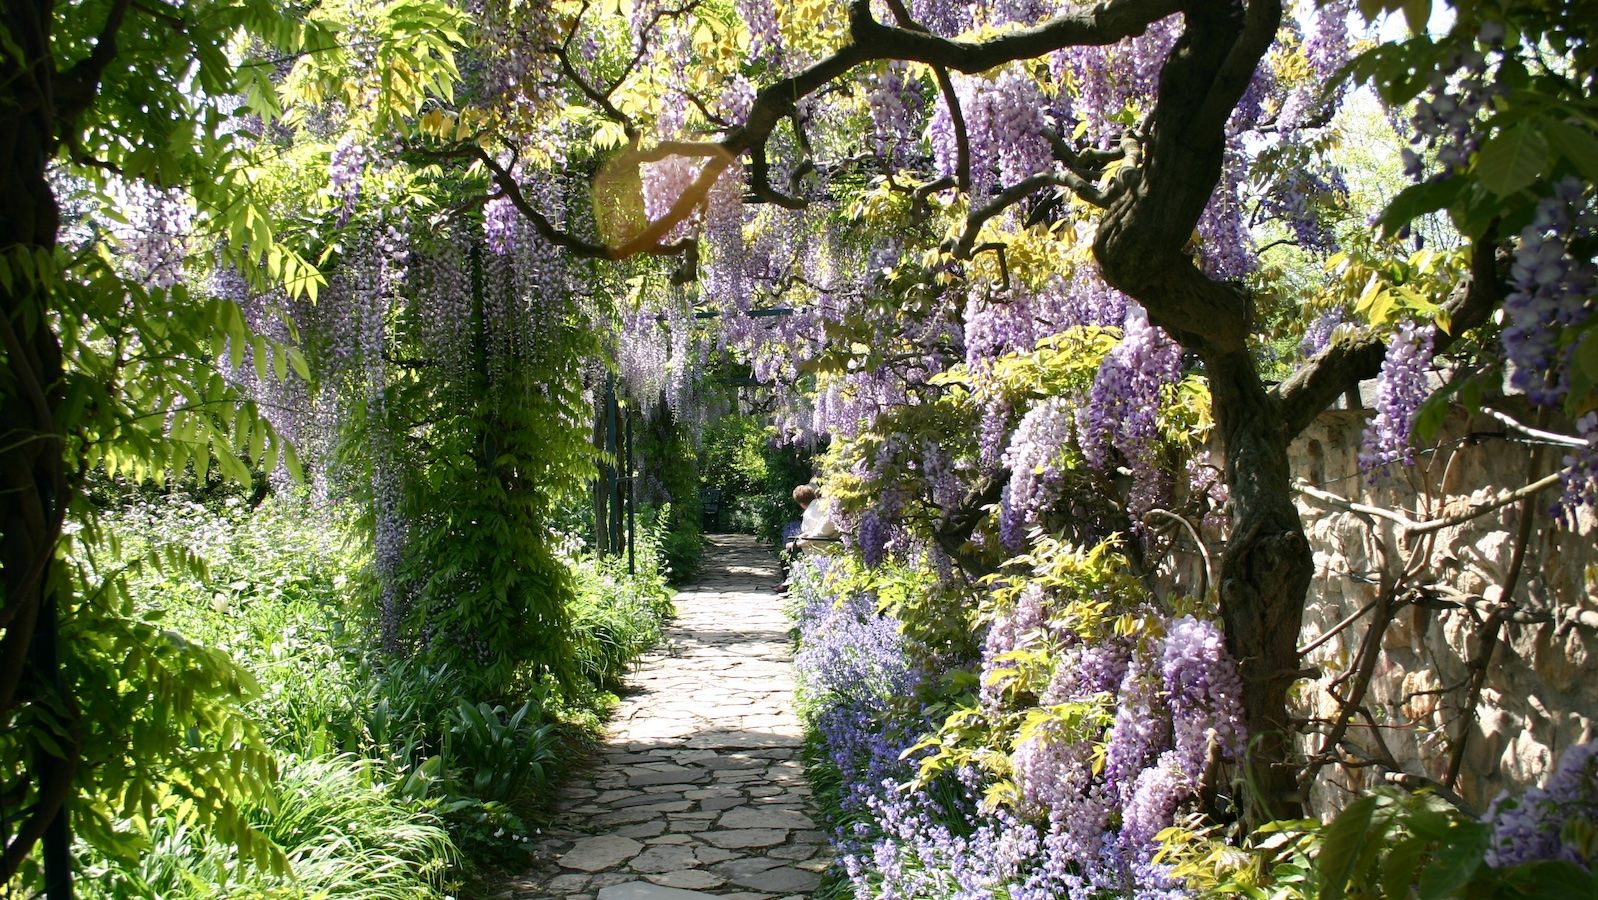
[498,534,829,900]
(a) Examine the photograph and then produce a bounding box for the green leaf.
[1476,123,1550,197]
[1382,835,1430,897]
[1545,120,1598,184]
[1414,391,1452,445]
[1380,177,1466,235]
[1417,822,1488,899]
[1401,0,1431,34]
[1495,860,1598,898]
[1316,794,1387,900]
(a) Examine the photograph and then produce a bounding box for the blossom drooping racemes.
[999,398,1076,552]
[1300,306,1349,357]
[328,135,367,226]
[928,68,1052,196]
[1504,178,1597,411]
[1161,615,1246,769]
[483,194,520,256]
[1077,304,1183,473]
[1557,412,1598,525]
[857,509,891,569]
[1500,179,1598,524]
[1485,739,1598,870]
[1359,319,1437,476]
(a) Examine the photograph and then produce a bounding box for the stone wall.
[1285,407,1598,813]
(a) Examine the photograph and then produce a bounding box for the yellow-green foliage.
[907,538,1161,811]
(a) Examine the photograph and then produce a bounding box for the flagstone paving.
[497,534,830,900]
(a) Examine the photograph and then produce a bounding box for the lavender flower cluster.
[113,183,193,290]
[1300,306,1348,357]
[1501,178,1598,522]
[791,563,925,816]
[795,551,1247,898]
[928,69,1052,197]
[1077,305,1183,474]
[1400,28,1505,180]
[328,136,367,226]
[1359,319,1436,475]
[1485,739,1598,870]
[998,399,1075,552]
[1504,178,1597,408]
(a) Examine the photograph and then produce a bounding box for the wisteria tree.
[8,0,1595,889]
[410,0,1596,827]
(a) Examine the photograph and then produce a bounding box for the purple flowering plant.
[792,529,1250,898]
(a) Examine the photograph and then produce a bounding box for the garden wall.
[1279,406,1598,814]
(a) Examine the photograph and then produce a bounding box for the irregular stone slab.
[717,806,813,831]
[560,834,644,872]
[693,846,738,864]
[797,856,833,872]
[613,820,668,839]
[628,844,700,874]
[546,873,593,894]
[696,754,765,770]
[611,792,683,809]
[729,866,823,893]
[711,771,767,784]
[629,768,709,787]
[711,857,785,878]
[628,800,694,814]
[685,731,801,750]
[593,807,665,827]
[646,869,727,890]
[697,828,790,849]
[684,787,742,800]
[596,882,718,900]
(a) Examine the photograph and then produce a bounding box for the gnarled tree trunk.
[1091,0,1311,821]
[1,0,78,890]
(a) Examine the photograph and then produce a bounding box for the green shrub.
[703,418,813,546]
[568,546,674,693]
[701,416,772,500]
[79,491,678,888]
[638,500,702,584]
[1164,786,1598,899]
[637,408,705,580]
[445,700,559,803]
[82,753,457,899]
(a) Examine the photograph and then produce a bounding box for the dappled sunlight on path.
[498,535,829,900]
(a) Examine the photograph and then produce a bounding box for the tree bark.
[1,0,80,888]
[1206,350,1312,819]
[1090,0,1311,821]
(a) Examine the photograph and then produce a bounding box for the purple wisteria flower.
[1359,319,1437,475]
[794,550,1243,897]
[328,135,366,226]
[1504,178,1596,408]
[1300,307,1348,357]
[1078,304,1183,472]
[999,398,1075,551]
[484,194,519,256]
[1486,739,1598,870]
